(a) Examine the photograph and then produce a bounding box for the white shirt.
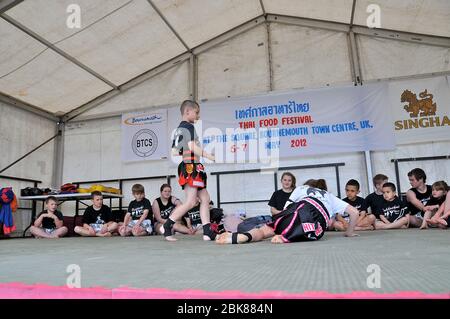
[284,185,349,218]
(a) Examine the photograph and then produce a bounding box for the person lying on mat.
[74,191,118,237]
[30,196,68,239]
[216,179,359,244]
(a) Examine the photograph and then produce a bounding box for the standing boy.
[162,100,216,241]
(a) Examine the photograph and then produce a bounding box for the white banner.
[168,83,395,164]
[121,111,167,162]
[390,76,450,145]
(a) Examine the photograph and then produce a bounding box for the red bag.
[60,183,77,193]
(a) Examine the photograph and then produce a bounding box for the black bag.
[20,187,31,197]
[21,187,43,197]
[30,187,43,196]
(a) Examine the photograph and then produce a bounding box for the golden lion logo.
[401,89,437,118]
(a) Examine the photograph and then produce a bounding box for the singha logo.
[401,89,437,118]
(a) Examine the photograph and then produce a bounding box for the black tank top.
[156,197,176,219]
[408,185,432,215]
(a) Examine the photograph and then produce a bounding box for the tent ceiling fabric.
[0,49,112,113]
[0,18,47,79]
[353,0,450,38]
[357,35,450,80]
[263,0,354,23]
[82,61,189,118]
[1,0,449,116]
[152,0,263,49]
[5,0,133,44]
[270,23,352,90]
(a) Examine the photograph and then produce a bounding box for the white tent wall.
[60,18,450,217]
[62,117,186,216]
[356,35,450,196]
[197,24,270,101]
[0,100,56,235]
[357,35,450,81]
[270,23,353,90]
[372,142,450,195]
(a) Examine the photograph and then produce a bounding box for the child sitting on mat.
[334,179,376,231]
[119,184,153,236]
[375,183,410,230]
[30,196,68,238]
[425,181,449,229]
[74,191,118,237]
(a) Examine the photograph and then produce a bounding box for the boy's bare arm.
[406,190,426,212]
[344,206,359,237]
[138,210,149,224]
[185,217,192,228]
[188,141,214,161]
[270,207,281,215]
[356,211,365,223]
[380,215,390,224]
[152,202,165,223]
[34,214,45,227]
[123,213,131,226]
[54,216,63,228]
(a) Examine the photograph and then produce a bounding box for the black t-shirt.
[379,197,410,223]
[268,189,293,211]
[340,196,365,219]
[172,121,198,162]
[185,204,201,226]
[128,198,152,221]
[426,195,446,208]
[407,185,432,216]
[38,210,64,229]
[342,196,365,211]
[156,197,177,220]
[361,192,385,218]
[82,205,112,225]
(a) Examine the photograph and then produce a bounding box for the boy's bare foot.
[215,232,231,244]
[164,235,178,242]
[214,232,243,244]
[437,218,448,227]
[419,224,428,230]
[160,224,177,241]
[271,235,284,244]
[355,225,374,231]
[97,232,112,237]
